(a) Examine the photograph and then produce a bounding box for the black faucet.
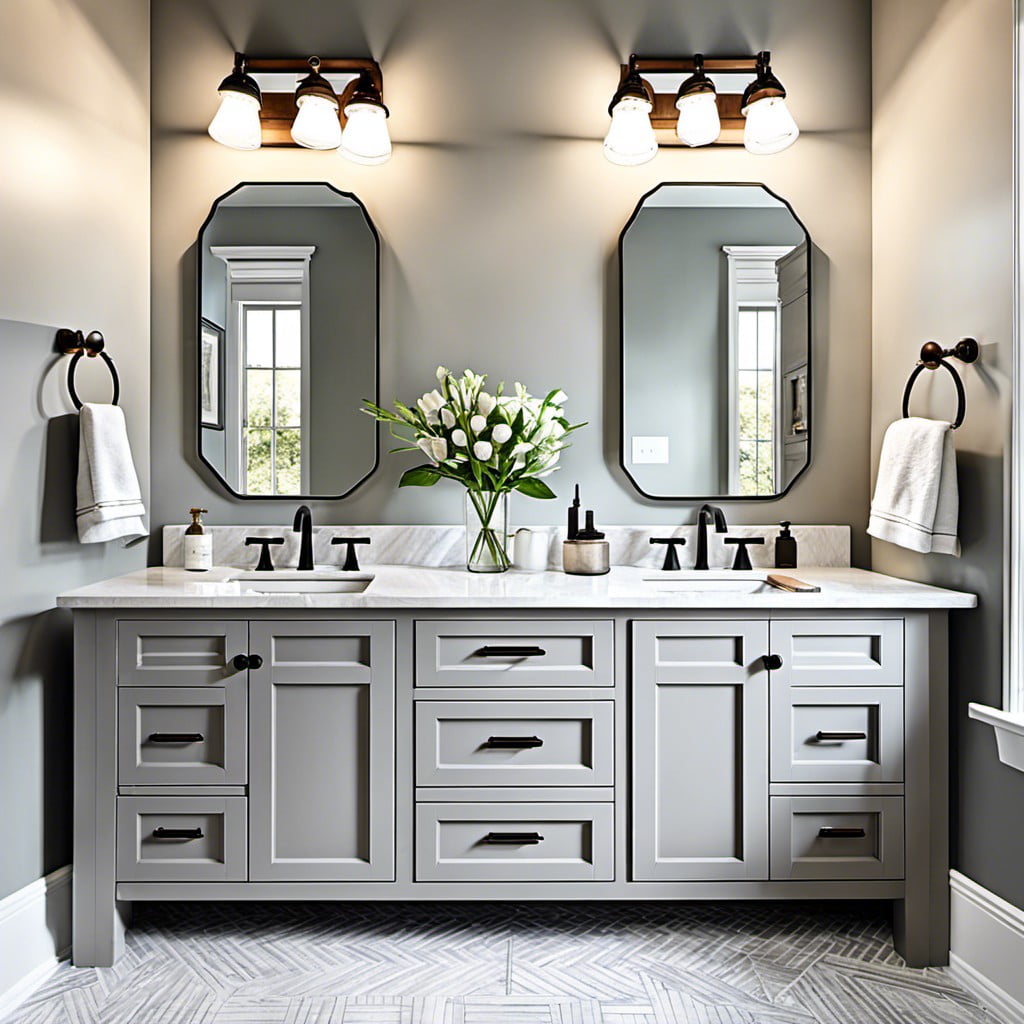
[694,503,728,570]
[292,505,315,571]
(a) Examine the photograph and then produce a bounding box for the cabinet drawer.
[415,802,614,881]
[415,621,613,687]
[117,620,248,686]
[117,686,247,785]
[415,701,613,787]
[770,620,903,686]
[769,796,904,880]
[770,686,903,783]
[116,796,246,881]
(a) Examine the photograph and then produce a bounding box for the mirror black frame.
[618,180,812,502]
[195,181,380,501]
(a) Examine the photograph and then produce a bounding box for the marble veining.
[163,523,852,571]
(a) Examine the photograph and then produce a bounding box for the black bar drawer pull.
[815,731,868,742]
[147,732,204,744]
[818,827,866,839]
[477,645,547,658]
[151,827,204,840]
[481,831,544,845]
[483,735,544,749]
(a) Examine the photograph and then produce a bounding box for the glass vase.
[464,490,510,573]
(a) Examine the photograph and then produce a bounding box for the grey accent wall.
[150,0,872,563]
[622,205,804,495]
[872,0,1023,908]
[0,1,150,901]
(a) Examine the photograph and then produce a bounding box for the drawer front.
[769,796,904,880]
[415,620,614,688]
[415,701,613,787]
[770,686,903,783]
[116,796,246,881]
[117,686,247,785]
[117,620,248,686]
[415,802,614,881]
[770,620,903,687]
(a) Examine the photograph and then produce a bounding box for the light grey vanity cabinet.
[632,620,769,881]
[248,620,395,881]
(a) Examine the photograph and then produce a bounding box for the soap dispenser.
[184,508,213,572]
[563,511,610,576]
[774,521,798,569]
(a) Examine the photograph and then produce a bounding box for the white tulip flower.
[473,440,493,461]
[477,392,496,416]
[470,414,486,433]
[492,423,512,444]
[451,428,468,448]
[440,408,456,429]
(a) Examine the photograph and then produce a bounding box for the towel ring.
[900,337,977,430]
[56,329,120,410]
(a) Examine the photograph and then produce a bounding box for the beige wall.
[0,0,150,899]
[150,0,873,561]
[872,0,1024,908]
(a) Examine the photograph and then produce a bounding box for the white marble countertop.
[56,565,977,610]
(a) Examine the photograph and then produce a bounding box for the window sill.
[969,703,1024,773]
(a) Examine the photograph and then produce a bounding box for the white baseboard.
[0,865,72,1020]
[949,870,1024,1024]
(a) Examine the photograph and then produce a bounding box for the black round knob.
[762,654,783,671]
[232,654,250,671]
[248,654,263,670]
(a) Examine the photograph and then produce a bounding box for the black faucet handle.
[650,537,687,571]
[245,536,285,572]
[331,536,371,571]
[724,536,765,571]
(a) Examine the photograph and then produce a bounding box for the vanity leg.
[73,612,128,966]
[893,613,950,967]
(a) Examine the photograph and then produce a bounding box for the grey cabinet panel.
[770,796,904,880]
[770,620,904,687]
[415,802,614,882]
[632,620,769,881]
[415,620,614,687]
[117,685,247,785]
[770,685,903,783]
[117,620,248,686]
[116,796,246,882]
[415,700,613,787]
[249,620,395,881]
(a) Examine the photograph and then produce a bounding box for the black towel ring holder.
[56,329,120,409]
[901,337,978,430]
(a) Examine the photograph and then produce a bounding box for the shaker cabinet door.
[248,620,395,881]
[632,619,769,881]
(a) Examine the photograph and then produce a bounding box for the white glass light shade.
[291,93,342,149]
[603,96,657,166]
[675,91,720,147]
[340,103,392,165]
[742,95,799,154]
[208,91,262,150]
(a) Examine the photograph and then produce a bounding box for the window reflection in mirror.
[197,183,379,499]
[619,184,810,501]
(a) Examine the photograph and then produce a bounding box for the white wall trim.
[0,865,72,1019]
[949,869,1024,1024]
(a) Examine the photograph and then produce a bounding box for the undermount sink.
[230,570,375,595]
[641,574,772,595]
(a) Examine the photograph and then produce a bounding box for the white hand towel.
[867,416,960,556]
[76,403,147,544]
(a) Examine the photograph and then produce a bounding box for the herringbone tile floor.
[3,901,999,1024]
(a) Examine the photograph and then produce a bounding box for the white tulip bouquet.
[364,367,585,570]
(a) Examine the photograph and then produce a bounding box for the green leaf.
[515,478,557,499]
[399,465,443,487]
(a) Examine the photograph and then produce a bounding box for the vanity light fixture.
[208,53,263,151]
[603,51,798,161]
[208,53,391,163]
[291,56,342,150]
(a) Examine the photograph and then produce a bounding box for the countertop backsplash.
[162,524,851,571]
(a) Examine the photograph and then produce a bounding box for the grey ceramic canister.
[562,511,610,575]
